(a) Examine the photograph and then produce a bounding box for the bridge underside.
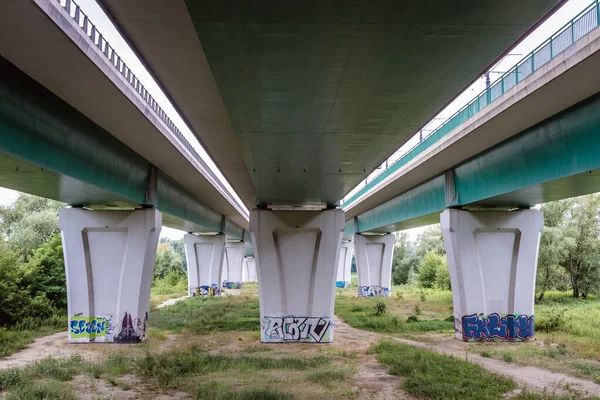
[104,0,562,207]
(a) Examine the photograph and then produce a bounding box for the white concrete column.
[59,208,161,344]
[336,238,354,288]
[354,234,394,297]
[250,209,344,343]
[184,234,225,297]
[243,257,257,282]
[441,209,543,341]
[222,241,245,289]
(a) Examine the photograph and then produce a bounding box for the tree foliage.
[392,232,419,285]
[0,194,63,258]
[414,225,445,259]
[417,251,447,289]
[154,243,184,281]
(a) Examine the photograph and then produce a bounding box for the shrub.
[413,305,422,316]
[535,309,566,332]
[406,315,419,323]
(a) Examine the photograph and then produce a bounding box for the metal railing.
[341,0,600,209]
[56,0,203,179]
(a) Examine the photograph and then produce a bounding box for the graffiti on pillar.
[358,286,390,297]
[190,284,221,297]
[336,281,350,289]
[114,312,147,343]
[222,281,242,289]
[262,316,332,343]
[461,313,534,341]
[69,315,112,341]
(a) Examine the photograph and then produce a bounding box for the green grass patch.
[305,369,352,386]
[335,295,453,335]
[149,295,260,334]
[195,381,293,400]
[371,341,516,399]
[134,347,330,388]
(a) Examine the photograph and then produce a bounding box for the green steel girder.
[355,175,445,233]
[453,92,600,207]
[356,92,600,232]
[0,55,245,239]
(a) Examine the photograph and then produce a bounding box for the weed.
[420,290,427,302]
[481,351,492,358]
[413,304,422,315]
[503,354,514,363]
[406,315,419,323]
[374,301,387,316]
[395,291,404,300]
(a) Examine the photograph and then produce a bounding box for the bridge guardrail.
[342,0,600,209]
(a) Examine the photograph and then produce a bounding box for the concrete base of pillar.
[354,234,394,297]
[185,234,225,297]
[441,209,543,341]
[336,238,354,289]
[250,209,344,343]
[243,257,257,282]
[222,241,245,289]
[59,208,161,343]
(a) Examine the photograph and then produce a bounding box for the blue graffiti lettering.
[358,286,390,297]
[462,313,534,341]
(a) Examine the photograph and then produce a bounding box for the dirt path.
[333,317,416,399]
[156,296,188,308]
[334,317,600,397]
[0,331,100,370]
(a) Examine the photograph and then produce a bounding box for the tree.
[391,232,419,285]
[414,225,445,260]
[417,251,446,289]
[434,259,451,290]
[0,194,64,258]
[562,195,600,298]
[536,200,574,302]
[0,241,54,327]
[153,243,184,280]
[23,234,67,311]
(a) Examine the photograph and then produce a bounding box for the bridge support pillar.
[441,209,543,341]
[354,234,394,297]
[250,209,344,343]
[336,238,354,289]
[221,241,245,289]
[59,208,161,344]
[243,257,257,282]
[184,234,225,297]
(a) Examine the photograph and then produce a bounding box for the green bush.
[417,252,448,289]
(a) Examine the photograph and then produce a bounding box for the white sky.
[0,0,594,241]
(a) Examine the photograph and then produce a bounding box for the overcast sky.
[0,0,594,241]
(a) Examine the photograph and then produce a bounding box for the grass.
[370,341,596,400]
[335,287,454,335]
[149,295,260,334]
[467,292,600,381]
[371,340,516,399]
[134,347,331,388]
[0,314,67,358]
[195,381,293,400]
